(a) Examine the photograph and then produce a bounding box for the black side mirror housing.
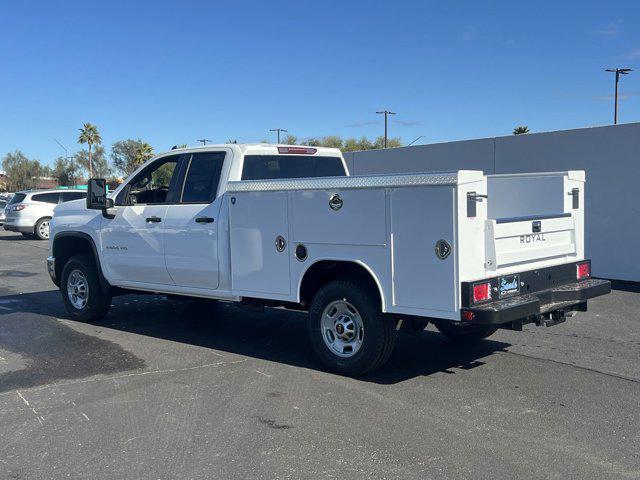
[86,178,113,210]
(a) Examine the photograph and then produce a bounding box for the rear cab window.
[241,155,346,180]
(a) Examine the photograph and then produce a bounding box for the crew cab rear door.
[163,150,229,290]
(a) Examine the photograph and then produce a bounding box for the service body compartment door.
[229,191,290,296]
[390,186,456,312]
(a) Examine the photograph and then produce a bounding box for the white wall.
[348,123,640,281]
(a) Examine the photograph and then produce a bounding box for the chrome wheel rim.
[67,269,88,309]
[39,220,50,239]
[321,299,364,358]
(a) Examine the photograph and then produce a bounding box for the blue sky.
[0,0,638,165]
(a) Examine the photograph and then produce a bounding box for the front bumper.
[47,256,57,285]
[4,224,35,234]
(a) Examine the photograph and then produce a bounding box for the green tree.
[75,145,111,178]
[320,136,344,149]
[52,156,79,186]
[282,134,298,145]
[1,150,46,191]
[304,137,322,147]
[513,126,530,135]
[77,122,102,177]
[111,139,154,176]
[374,136,402,149]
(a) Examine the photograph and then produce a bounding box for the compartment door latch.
[568,188,580,209]
[467,192,488,218]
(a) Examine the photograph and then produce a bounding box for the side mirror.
[86,178,113,210]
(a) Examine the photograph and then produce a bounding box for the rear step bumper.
[464,278,611,325]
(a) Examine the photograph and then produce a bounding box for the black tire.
[34,217,51,240]
[60,254,111,322]
[433,320,498,343]
[308,280,395,376]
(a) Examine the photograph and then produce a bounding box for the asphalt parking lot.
[0,230,638,479]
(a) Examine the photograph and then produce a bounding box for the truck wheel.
[60,254,112,322]
[432,320,498,343]
[308,280,395,376]
[34,217,51,240]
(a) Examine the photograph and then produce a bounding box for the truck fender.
[52,231,111,293]
[297,258,387,312]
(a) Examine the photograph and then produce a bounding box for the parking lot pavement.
[0,231,638,479]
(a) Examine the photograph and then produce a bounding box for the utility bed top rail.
[226,170,483,192]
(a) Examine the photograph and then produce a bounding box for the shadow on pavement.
[0,290,510,387]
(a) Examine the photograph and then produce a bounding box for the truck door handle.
[146,216,162,223]
[195,217,214,223]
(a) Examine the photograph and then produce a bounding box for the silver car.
[3,189,87,240]
[0,200,6,225]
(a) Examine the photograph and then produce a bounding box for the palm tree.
[135,142,154,166]
[513,126,530,135]
[78,123,102,177]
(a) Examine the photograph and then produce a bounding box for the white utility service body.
[48,144,610,375]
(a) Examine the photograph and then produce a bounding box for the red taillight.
[577,262,590,280]
[277,146,317,155]
[462,310,475,321]
[473,282,491,303]
[14,204,27,211]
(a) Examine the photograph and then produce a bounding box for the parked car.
[0,200,6,225]
[4,189,87,240]
[47,144,610,375]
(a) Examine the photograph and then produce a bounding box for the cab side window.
[125,156,179,205]
[180,152,226,204]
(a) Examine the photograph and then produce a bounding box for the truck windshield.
[241,155,346,180]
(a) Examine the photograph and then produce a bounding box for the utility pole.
[376,110,396,148]
[54,139,76,186]
[197,138,212,145]
[269,128,288,143]
[605,68,632,124]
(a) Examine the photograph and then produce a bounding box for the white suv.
[3,189,87,240]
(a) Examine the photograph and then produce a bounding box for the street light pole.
[269,128,288,143]
[376,110,396,148]
[605,68,632,124]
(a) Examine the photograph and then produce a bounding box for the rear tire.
[308,280,395,376]
[433,320,498,343]
[34,217,51,240]
[60,254,111,322]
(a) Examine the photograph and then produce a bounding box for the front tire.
[308,280,395,376]
[60,254,111,322]
[433,320,498,343]
[34,217,51,240]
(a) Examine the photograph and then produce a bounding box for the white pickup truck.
[47,144,610,375]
